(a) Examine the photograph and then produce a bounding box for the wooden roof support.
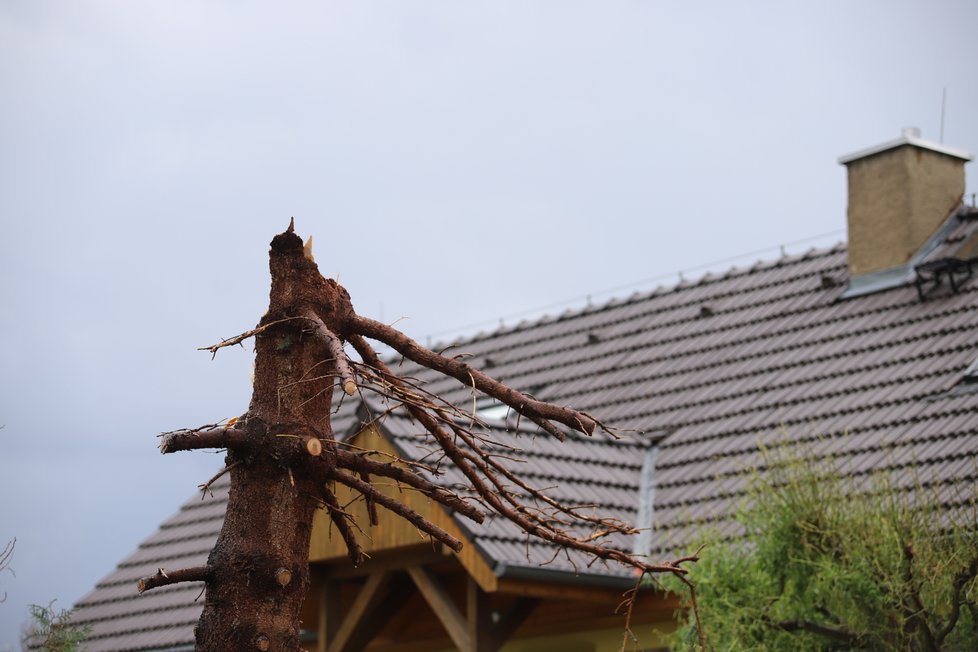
[490,595,540,649]
[407,566,471,651]
[405,567,541,652]
[467,577,493,652]
[324,572,410,652]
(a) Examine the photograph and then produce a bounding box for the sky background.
[1,0,978,645]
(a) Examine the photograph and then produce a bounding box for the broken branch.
[198,317,307,358]
[160,427,248,454]
[137,566,213,593]
[301,309,357,396]
[334,449,485,523]
[329,468,464,553]
[351,315,596,437]
[321,486,365,566]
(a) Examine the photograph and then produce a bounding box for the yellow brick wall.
[845,145,964,275]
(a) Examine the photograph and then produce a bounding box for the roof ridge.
[436,286,977,400]
[414,259,854,387]
[439,243,847,351]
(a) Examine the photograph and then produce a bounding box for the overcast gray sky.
[2,0,977,644]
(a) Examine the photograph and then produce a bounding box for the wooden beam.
[318,579,340,652]
[407,566,470,652]
[321,545,449,580]
[467,577,493,652]
[491,596,540,648]
[327,572,391,652]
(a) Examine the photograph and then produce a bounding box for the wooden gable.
[302,425,677,652]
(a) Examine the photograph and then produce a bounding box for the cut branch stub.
[304,436,323,457]
[137,566,213,593]
[275,568,293,587]
[159,427,248,454]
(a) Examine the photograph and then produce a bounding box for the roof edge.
[494,561,638,589]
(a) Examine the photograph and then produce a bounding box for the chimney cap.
[838,127,973,165]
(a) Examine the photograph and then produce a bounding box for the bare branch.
[137,566,213,593]
[774,619,861,645]
[198,317,307,358]
[0,538,13,604]
[160,427,248,454]
[902,543,939,652]
[320,486,365,567]
[358,470,379,526]
[351,314,597,438]
[934,553,978,645]
[300,309,357,396]
[198,461,242,499]
[334,449,485,523]
[329,468,464,553]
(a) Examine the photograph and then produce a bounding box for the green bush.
[22,601,91,652]
[667,442,978,651]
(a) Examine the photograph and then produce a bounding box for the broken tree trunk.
[142,222,698,652]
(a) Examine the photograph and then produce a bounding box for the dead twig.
[198,317,307,359]
[198,461,242,499]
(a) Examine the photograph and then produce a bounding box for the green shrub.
[22,601,91,652]
[667,441,978,651]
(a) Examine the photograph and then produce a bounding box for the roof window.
[961,355,978,385]
[475,400,511,421]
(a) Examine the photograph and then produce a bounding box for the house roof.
[70,205,978,650]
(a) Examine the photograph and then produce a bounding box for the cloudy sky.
[1,0,977,644]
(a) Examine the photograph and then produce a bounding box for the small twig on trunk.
[137,566,213,593]
[198,461,242,499]
[198,317,307,359]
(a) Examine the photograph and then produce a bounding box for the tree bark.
[194,228,349,651]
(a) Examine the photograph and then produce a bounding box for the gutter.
[494,561,639,590]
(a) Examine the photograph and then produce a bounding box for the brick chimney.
[839,128,973,277]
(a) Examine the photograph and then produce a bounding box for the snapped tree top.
[140,221,698,652]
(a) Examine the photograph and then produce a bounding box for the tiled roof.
[70,482,224,650]
[71,209,978,649]
[372,407,652,579]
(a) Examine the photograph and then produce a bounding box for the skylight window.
[475,385,548,422]
[961,355,978,384]
[476,402,512,421]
